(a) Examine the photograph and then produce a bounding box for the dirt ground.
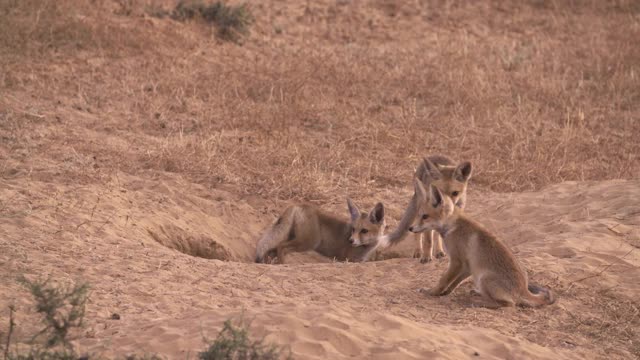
[1,1,639,359]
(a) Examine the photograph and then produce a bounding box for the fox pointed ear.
[369,202,385,224]
[422,158,442,180]
[413,177,428,202]
[454,161,473,182]
[347,198,360,222]
[430,185,444,208]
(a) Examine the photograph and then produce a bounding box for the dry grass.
[1,2,638,354]
[1,0,638,203]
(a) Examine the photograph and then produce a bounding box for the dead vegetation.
[1,0,638,203]
[0,0,639,358]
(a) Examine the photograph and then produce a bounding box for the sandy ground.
[1,1,639,359]
[1,173,638,359]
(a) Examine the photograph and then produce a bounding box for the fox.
[255,199,386,264]
[407,177,555,308]
[381,155,472,264]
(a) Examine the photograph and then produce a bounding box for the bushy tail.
[255,207,297,263]
[521,283,556,307]
[379,193,418,248]
[380,158,443,248]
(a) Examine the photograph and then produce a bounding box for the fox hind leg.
[476,275,516,308]
[274,230,316,264]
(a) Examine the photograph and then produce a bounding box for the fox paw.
[435,251,446,259]
[418,288,440,296]
[419,256,432,264]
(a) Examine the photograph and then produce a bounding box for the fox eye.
[360,229,368,234]
[452,191,459,197]
[422,214,429,220]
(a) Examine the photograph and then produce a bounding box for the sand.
[1,174,638,359]
[1,1,639,358]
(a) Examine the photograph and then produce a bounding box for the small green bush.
[17,276,89,349]
[3,277,289,359]
[3,277,89,359]
[170,1,253,42]
[7,348,78,360]
[199,319,291,360]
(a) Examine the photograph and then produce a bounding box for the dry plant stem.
[567,248,636,289]
[3,305,15,360]
[1,1,637,203]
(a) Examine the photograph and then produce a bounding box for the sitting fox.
[408,178,555,308]
[382,155,472,263]
[255,199,386,264]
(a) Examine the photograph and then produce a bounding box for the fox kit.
[382,155,472,264]
[408,178,555,308]
[255,199,386,264]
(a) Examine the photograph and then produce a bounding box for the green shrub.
[3,278,289,359]
[170,1,253,42]
[17,277,89,349]
[199,319,291,360]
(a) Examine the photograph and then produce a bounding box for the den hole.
[148,225,234,262]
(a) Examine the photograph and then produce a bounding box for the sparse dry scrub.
[1,0,637,203]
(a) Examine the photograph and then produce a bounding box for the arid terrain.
[1,0,639,359]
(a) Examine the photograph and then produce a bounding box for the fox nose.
[409,226,414,232]
[349,238,355,244]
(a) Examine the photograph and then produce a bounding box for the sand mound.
[2,1,638,358]
[90,305,575,359]
[1,176,638,359]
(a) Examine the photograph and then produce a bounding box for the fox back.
[409,179,555,308]
[255,200,386,263]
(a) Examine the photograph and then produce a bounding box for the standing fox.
[408,178,555,308]
[381,155,472,264]
[255,199,386,264]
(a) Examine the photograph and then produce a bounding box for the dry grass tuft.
[1,0,638,203]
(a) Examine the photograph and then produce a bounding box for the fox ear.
[413,177,428,202]
[369,202,385,224]
[454,161,473,182]
[347,198,360,222]
[422,158,442,180]
[430,185,444,208]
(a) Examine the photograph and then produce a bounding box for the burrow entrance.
[148,224,234,261]
[148,224,410,264]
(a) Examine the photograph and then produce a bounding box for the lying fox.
[408,178,555,308]
[255,199,386,264]
[381,155,472,264]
